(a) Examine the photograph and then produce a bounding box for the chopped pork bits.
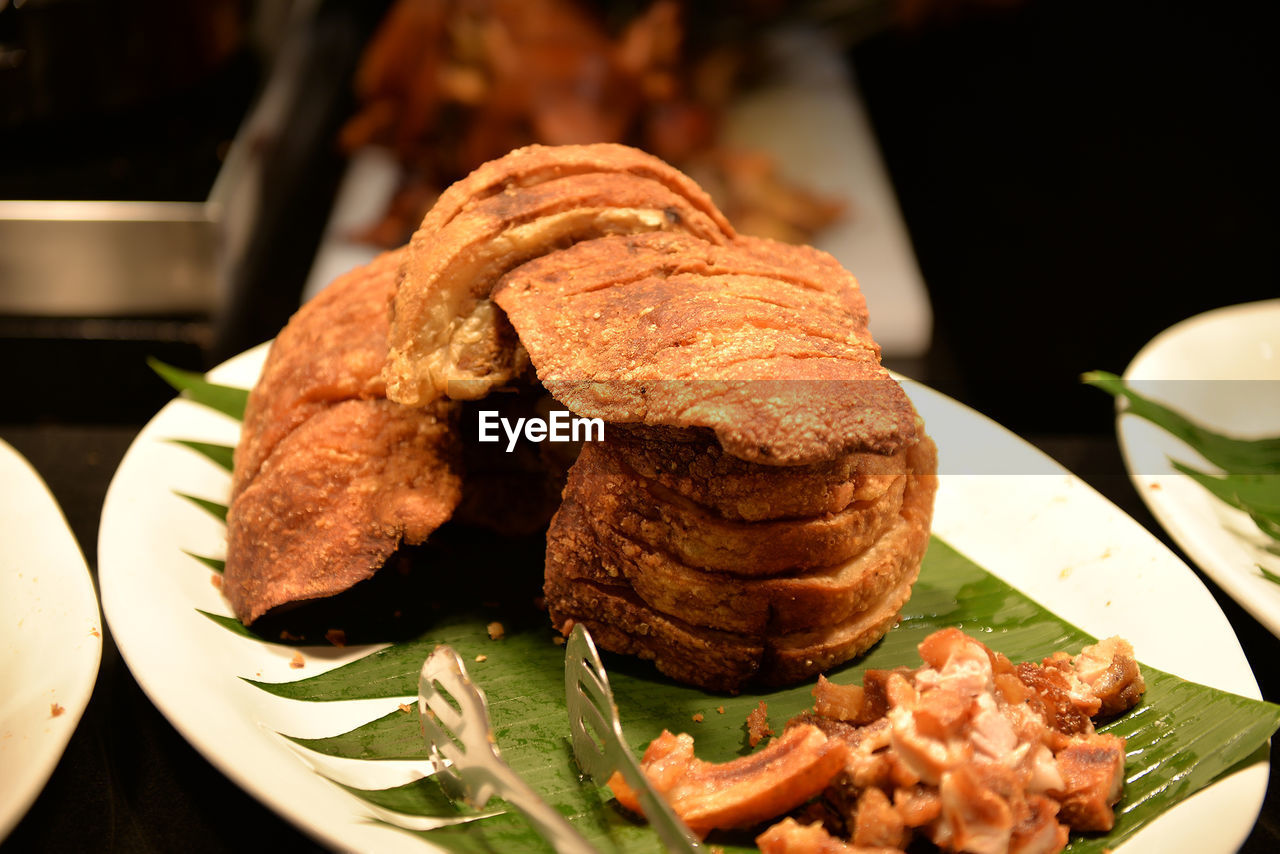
[612,628,1144,853]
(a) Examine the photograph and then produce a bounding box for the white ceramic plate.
[98,347,1265,853]
[1118,299,1280,637]
[0,439,103,842]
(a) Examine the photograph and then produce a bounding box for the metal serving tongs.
[564,624,702,852]
[417,645,596,853]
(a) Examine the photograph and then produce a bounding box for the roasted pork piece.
[225,250,462,624]
[372,143,936,689]
[231,144,933,686]
[545,433,935,685]
[611,629,1145,853]
[384,143,735,405]
[493,230,916,464]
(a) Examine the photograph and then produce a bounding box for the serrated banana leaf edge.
[158,363,1280,854]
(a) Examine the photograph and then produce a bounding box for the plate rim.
[0,438,103,842]
[1118,298,1280,638]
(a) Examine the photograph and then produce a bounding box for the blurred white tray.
[303,27,932,358]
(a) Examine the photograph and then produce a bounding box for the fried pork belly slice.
[414,142,734,238]
[804,629,1140,851]
[1050,734,1127,832]
[757,818,905,854]
[545,501,918,690]
[233,248,404,501]
[1068,636,1146,717]
[607,725,848,837]
[606,424,907,522]
[568,437,910,575]
[492,230,918,464]
[385,144,735,405]
[850,786,909,849]
[554,438,935,635]
[224,398,461,624]
[1015,637,1146,741]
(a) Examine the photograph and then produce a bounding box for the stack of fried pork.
[489,228,936,691]
[226,143,937,692]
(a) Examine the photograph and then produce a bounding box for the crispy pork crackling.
[227,144,937,690]
[492,231,917,464]
[384,143,736,405]
[225,249,461,624]
[552,435,936,636]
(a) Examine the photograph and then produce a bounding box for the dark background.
[856,0,1277,438]
[2,0,1277,850]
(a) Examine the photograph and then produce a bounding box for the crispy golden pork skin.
[492,231,918,464]
[225,398,460,624]
[604,424,907,522]
[545,550,917,693]
[384,143,736,405]
[226,250,461,624]
[233,248,405,501]
[552,435,936,636]
[569,438,910,575]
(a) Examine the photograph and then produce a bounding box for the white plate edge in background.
[1118,299,1280,639]
[0,439,103,842]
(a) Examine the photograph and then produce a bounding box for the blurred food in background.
[337,0,848,248]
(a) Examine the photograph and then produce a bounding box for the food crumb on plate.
[398,703,413,713]
[475,654,488,663]
[50,703,64,718]
[210,574,222,589]
[692,713,704,723]
[289,652,305,669]
[487,621,505,640]
[746,700,773,747]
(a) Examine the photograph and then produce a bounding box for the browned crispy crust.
[493,231,917,463]
[225,398,461,624]
[545,549,920,693]
[416,142,734,238]
[570,437,909,575]
[544,434,936,688]
[226,249,463,624]
[233,248,406,501]
[384,144,737,405]
[604,424,907,522]
[551,435,936,636]
[228,143,937,680]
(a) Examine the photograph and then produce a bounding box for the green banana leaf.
[166,364,1280,853]
[249,539,1280,854]
[149,358,249,421]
